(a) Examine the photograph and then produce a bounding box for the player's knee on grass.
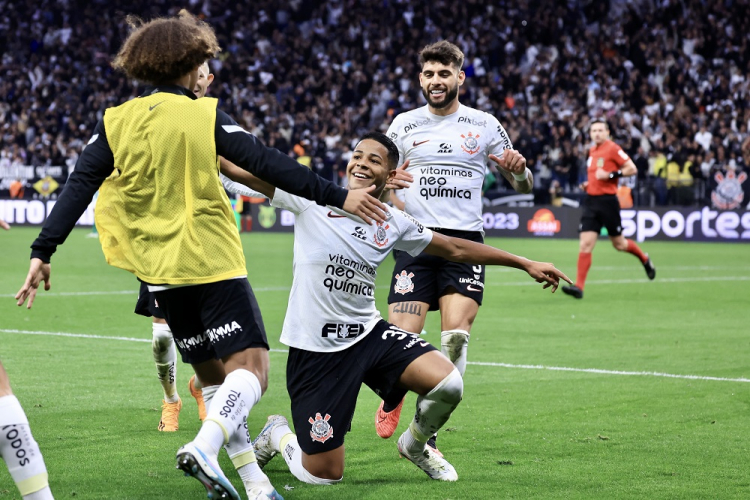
[301,450,344,483]
[298,466,342,485]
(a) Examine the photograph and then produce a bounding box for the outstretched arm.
[424,232,571,292]
[17,120,114,309]
[214,110,387,224]
[220,157,275,199]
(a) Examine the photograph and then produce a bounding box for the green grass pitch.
[0,227,748,499]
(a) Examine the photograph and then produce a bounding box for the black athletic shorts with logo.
[580,194,623,236]
[152,278,268,364]
[388,228,485,311]
[134,281,166,319]
[286,320,438,455]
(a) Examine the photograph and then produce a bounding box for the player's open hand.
[343,185,389,225]
[0,219,9,230]
[15,258,51,309]
[579,181,589,192]
[523,260,572,293]
[489,150,527,175]
[385,160,412,190]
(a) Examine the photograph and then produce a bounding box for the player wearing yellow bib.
[14,12,387,500]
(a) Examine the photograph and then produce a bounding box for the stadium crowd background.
[1,0,749,207]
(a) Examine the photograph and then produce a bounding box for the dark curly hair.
[419,40,464,70]
[112,10,220,85]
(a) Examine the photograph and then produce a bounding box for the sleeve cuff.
[30,249,53,263]
[327,188,348,209]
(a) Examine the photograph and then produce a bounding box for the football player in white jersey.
[221,132,569,484]
[376,40,534,451]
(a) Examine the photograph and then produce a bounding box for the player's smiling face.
[346,139,391,193]
[419,61,464,110]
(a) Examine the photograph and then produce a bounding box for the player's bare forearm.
[219,157,276,199]
[425,232,528,270]
[424,233,572,291]
[491,151,533,194]
[499,168,533,194]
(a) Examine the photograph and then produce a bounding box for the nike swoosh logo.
[327,211,347,218]
[467,285,482,292]
[149,101,166,111]
[413,140,430,147]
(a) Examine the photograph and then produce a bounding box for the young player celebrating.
[376,40,534,451]
[561,119,656,299]
[220,132,570,484]
[14,12,388,500]
[135,61,217,432]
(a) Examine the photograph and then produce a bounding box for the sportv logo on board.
[621,207,750,241]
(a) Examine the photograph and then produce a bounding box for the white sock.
[224,414,267,485]
[195,370,262,458]
[402,368,463,456]
[152,322,178,403]
[0,396,54,500]
[192,376,203,391]
[440,330,470,377]
[201,384,219,412]
[277,432,340,485]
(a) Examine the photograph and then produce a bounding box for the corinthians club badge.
[309,412,333,443]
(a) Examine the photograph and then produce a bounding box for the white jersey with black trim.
[386,103,513,232]
[271,189,433,352]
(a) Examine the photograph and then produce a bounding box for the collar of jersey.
[139,84,197,100]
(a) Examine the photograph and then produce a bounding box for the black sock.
[382,389,408,413]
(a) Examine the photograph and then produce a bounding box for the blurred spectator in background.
[0,0,748,208]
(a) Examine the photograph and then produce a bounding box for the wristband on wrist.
[608,169,623,179]
[512,168,529,181]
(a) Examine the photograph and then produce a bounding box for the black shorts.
[387,228,485,311]
[134,281,165,319]
[152,279,268,364]
[286,320,438,454]
[580,194,622,236]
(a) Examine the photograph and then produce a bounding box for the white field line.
[1,328,748,383]
[469,361,750,383]
[0,286,292,298]
[487,265,750,273]
[2,274,748,298]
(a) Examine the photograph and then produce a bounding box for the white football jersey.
[271,189,434,352]
[386,103,513,232]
